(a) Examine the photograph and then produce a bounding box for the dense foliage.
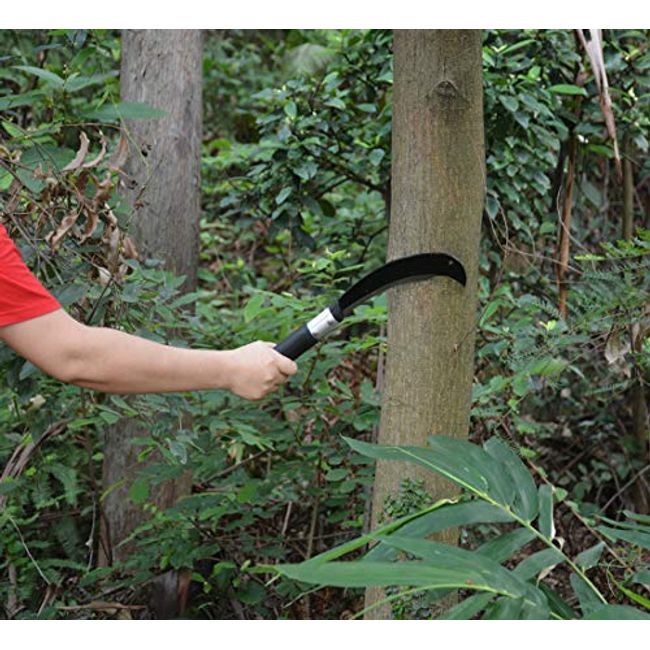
[0,29,648,619]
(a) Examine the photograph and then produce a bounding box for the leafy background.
[0,29,648,619]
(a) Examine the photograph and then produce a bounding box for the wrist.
[212,349,238,391]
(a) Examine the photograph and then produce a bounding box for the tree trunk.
[364,29,484,619]
[100,30,203,615]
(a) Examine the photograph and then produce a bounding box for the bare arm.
[0,309,297,399]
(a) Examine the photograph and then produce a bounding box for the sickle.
[274,252,466,360]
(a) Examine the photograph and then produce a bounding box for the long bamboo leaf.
[483,437,538,521]
[439,592,494,620]
[365,500,515,562]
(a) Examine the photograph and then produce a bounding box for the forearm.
[0,308,297,399]
[64,325,233,394]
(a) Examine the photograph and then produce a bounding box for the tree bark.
[364,29,484,619]
[100,30,203,600]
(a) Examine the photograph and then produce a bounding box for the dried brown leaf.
[47,210,80,251]
[122,235,139,260]
[82,132,107,170]
[92,173,113,207]
[108,133,129,171]
[61,131,90,172]
[79,208,99,243]
[576,29,622,179]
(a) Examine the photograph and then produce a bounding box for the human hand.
[224,340,298,400]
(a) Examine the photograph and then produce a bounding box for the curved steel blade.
[336,252,466,318]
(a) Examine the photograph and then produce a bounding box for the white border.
[2,0,649,28]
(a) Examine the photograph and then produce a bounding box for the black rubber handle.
[274,324,318,360]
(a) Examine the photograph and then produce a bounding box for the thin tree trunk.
[557,136,577,320]
[622,140,634,240]
[364,29,484,619]
[100,30,203,616]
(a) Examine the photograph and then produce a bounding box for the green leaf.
[373,536,543,604]
[64,71,117,92]
[365,500,515,562]
[630,571,650,587]
[548,84,588,97]
[484,437,538,521]
[14,65,64,87]
[613,579,650,611]
[584,605,650,620]
[499,96,519,112]
[476,528,536,564]
[168,440,188,464]
[570,573,603,617]
[83,101,167,122]
[537,484,555,540]
[325,468,348,482]
[244,294,265,323]
[284,101,297,120]
[275,186,293,205]
[575,542,606,570]
[513,547,564,581]
[0,90,45,111]
[128,478,149,504]
[325,97,346,110]
[538,584,577,620]
[369,148,385,166]
[440,592,495,619]
[482,596,524,619]
[52,284,88,307]
[344,435,517,512]
[597,525,650,550]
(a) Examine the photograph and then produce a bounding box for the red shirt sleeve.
[0,223,61,327]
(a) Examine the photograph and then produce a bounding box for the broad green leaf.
[14,65,64,87]
[499,96,519,113]
[325,468,347,482]
[284,101,297,120]
[64,71,117,92]
[584,605,650,620]
[575,541,606,570]
[365,500,515,562]
[369,148,385,166]
[570,573,604,617]
[537,484,555,540]
[476,528,536,564]
[167,440,188,465]
[439,592,494,620]
[513,547,564,581]
[597,525,650,550]
[548,84,588,97]
[344,436,515,511]
[244,294,265,323]
[0,90,45,111]
[325,97,346,110]
[483,596,524,619]
[623,510,650,525]
[83,101,167,122]
[301,498,460,567]
[128,478,149,504]
[275,186,292,205]
[538,584,577,620]
[484,437,538,521]
[274,554,537,609]
[373,536,547,610]
[630,571,650,587]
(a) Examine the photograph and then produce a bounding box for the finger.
[272,351,298,376]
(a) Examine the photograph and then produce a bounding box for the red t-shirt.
[0,223,61,327]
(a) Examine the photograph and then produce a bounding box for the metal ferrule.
[306,307,340,340]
